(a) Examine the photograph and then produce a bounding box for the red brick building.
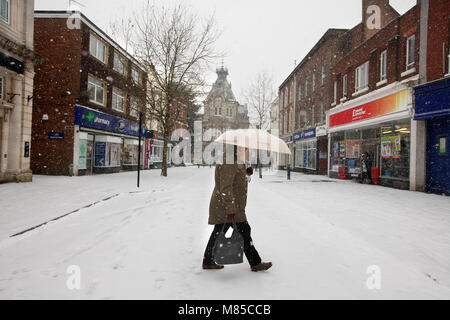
[32,11,147,176]
[327,1,421,190]
[279,29,348,174]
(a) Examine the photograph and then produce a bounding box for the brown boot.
[202,263,224,270]
[251,262,273,272]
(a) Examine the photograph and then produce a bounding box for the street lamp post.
[137,112,143,188]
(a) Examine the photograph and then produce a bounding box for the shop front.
[293,128,317,174]
[74,105,146,175]
[414,77,450,195]
[145,130,173,169]
[327,88,413,190]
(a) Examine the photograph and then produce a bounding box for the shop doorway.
[426,117,450,195]
[361,139,380,169]
[86,134,94,175]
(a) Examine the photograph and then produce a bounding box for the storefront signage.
[293,128,316,142]
[414,77,450,120]
[282,136,292,143]
[329,90,407,127]
[48,132,65,140]
[74,105,146,137]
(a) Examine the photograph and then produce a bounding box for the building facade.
[278,29,348,173]
[32,11,147,176]
[327,2,421,190]
[202,66,250,134]
[413,0,450,195]
[0,0,37,183]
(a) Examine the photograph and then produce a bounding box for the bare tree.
[130,1,221,176]
[244,69,276,131]
[108,16,135,52]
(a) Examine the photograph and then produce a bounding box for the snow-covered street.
[0,167,449,299]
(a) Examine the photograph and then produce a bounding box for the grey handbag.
[213,220,245,265]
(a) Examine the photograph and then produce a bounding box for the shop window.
[406,35,415,71]
[355,61,369,93]
[112,88,125,112]
[0,0,8,23]
[381,123,411,179]
[94,139,122,168]
[88,76,105,106]
[89,33,106,63]
[295,140,317,170]
[123,140,143,166]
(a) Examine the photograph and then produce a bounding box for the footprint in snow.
[154,278,166,289]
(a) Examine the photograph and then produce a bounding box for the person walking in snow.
[202,145,272,272]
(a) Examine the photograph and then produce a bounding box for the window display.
[94,136,122,167]
[295,140,317,170]
[123,139,144,166]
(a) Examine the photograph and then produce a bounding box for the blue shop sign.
[293,128,316,142]
[74,105,146,137]
[414,77,450,120]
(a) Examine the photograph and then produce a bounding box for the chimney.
[362,0,399,40]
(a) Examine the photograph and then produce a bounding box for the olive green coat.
[209,164,248,225]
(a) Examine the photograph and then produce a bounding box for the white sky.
[35,0,417,103]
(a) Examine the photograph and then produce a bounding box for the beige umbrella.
[214,128,291,154]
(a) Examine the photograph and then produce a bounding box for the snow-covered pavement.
[0,167,449,299]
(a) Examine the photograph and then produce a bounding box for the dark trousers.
[203,221,262,267]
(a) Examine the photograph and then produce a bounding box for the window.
[355,61,369,93]
[311,105,315,126]
[88,76,105,105]
[0,76,3,100]
[321,64,326,85]
[305,79,308,97]
[320,100,324,124]
[312,72,316,92]
[342,74,347,98]
[112,88,125,112]
[298,83,302,101]
[130,97,139,118]
[406,35,415,70]
[114,53,126,75]
[380,50,387,81]
[131,67,141,84]
[289,83,294,104]
[89,33,106,63]
[0,0,9,23]
[333,80,337,104]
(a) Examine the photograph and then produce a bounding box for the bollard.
[287,164,291,180]
[259,164,262,179]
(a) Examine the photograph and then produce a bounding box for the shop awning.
[414,77,450,120]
